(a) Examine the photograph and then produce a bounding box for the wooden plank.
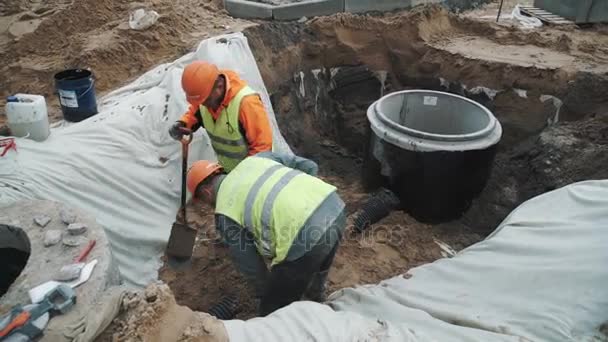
[520,6,574,25]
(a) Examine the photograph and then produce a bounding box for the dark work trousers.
[258,212,346,316]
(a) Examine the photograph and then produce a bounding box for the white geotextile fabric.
[224,180,608,341]
[0,32,291,287]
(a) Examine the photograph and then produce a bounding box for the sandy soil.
[105,113,608,338]
[0,0,254,127]
[96,283,229,342]
[158,167,482,319]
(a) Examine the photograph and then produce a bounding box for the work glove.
[169,121,187,140]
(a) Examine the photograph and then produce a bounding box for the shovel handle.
[180,130,191,222]
[179,128,193,145]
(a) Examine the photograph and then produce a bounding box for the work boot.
[303,270,329,302]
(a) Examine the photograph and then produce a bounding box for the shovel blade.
[166,222,197,266]
[166,255,192,270]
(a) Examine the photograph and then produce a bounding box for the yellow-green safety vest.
[216,156,336,264]
[201,86,256,172]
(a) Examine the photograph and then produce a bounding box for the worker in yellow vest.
[169,61,273,172]
[186,152,346,316]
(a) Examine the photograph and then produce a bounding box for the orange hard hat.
[187,160,223,196]
[181,61,220,106]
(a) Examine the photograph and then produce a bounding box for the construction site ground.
[2,0,608,337]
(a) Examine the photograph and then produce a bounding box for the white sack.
[224,180,608,341]
[0,32,291,287]
[512,5,543,29]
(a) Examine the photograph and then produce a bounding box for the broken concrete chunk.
[145,286,159,303]
[44,230,62,247]
[55,263,85,282]
[60,209,77,225]
[67,222,87,236]
[62,235,87,247]
[34,215,51,228]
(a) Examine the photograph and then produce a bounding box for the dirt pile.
[159,205,259,318]
[463,116,608,231]
[245,5,608,156]
[97,282,228,342]
[0,0,252,126]
[159,176,477,319]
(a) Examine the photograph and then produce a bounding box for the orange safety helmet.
[181,61,220,106]
[187,160,223,196]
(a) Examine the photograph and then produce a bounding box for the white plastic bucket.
[5,94,50,142]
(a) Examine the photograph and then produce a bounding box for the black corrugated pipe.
[208,295,239,320]
[352,188,401,233]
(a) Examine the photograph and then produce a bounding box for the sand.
[0,0,254,126]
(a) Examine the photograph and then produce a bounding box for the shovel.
[166,129,197,269]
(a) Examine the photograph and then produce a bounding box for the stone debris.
[145,286,159,303]
[33,214,52,228]
[60,209,77,225]
[100,283,230,342]
[63,235,87,247]
[55,262,85,281]
[67,222,87,235]
[44,230,62,247]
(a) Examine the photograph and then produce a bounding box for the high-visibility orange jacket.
[179,70,273,155]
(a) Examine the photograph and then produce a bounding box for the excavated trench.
[160,6,608,318]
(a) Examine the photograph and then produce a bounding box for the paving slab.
[273,0,345,20]
[224,0,274,19]
[0,200,121,341]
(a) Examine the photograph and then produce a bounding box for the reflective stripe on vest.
[201,86,257,172]
[215,156,336,264]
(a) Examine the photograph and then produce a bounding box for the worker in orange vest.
[169,61,273,172]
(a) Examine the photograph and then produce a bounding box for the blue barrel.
[54,69,98,122]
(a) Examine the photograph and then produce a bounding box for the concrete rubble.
[66,222,87,236]
[55,263,86,281]
[60,209,77,225]
[33,215,51,228]
[62,235,87,247]
[43,229,62,247]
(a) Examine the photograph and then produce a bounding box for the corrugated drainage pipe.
[353,188,401,233]
[364,90,502,223]
[208,295,239,320]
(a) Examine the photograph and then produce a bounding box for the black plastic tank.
[362,90,502,223]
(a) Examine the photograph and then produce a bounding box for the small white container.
[6,94,50,142]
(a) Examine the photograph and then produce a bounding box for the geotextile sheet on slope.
[224,180,608,341]
[0,32,291,287]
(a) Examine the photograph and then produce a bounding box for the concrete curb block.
[273,0,345,20]
[345,0,442,13]
[224,0,274,19]
[224,0,449,20]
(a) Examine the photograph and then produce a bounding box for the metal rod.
[496,0,505,23]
